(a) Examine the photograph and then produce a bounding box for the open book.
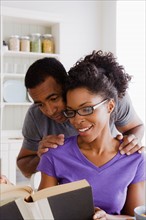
[0,179,94,220]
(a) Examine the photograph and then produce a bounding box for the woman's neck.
[78,132,120,155]
[77,133,120,167]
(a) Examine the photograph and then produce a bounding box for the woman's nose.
[71,114,85,124]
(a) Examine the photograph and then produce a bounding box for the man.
[17,55,144,178]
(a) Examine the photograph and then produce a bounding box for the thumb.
[116,133,123,140]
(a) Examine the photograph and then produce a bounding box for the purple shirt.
[37,136,146,214]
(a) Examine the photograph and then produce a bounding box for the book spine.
[15,198,54,220]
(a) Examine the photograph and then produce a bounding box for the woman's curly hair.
[64,50,132,122]
[69,50,132,98]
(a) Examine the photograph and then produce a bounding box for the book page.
[0,183,33,206]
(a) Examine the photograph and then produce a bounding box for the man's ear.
[107,99,115,113]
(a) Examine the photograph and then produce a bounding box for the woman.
[37,51,145,219]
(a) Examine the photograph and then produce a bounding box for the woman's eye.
[82,107,91,113]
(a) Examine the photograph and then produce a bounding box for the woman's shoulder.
[64,135,77,145]
[45,135,78,156]
[124,151,146,164]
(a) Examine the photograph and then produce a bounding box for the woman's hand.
[116,134,144,155]
[37,134,65,157]
[93,207,107,220]
[0,175,12,184]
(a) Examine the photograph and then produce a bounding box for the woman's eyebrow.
[66,102,91,109]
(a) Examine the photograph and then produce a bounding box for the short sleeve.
[37,151,57,178]
[22,106,42,151]
[131,152,146,184]
[115,93,136,127]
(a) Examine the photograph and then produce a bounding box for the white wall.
[116,1,145,144]
[1,1,109,71]
[101,0,117,55]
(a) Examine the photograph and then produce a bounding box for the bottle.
[42,34,54,53]
[30,33,41,53]
[20,36,30,52]
[9,35,20,51]
[3,41,8,52]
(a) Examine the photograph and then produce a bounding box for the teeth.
[79,127,90,132]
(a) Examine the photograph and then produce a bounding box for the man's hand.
[116,134,144,155]
[37,134,65,157]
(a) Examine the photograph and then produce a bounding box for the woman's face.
[66,87,114,143]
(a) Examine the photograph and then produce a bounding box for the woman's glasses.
[63,99,108,118]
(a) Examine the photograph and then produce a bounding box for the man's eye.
[50,96,60,102]
[36,103,43,107]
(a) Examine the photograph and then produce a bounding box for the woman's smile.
[77,124,94,136]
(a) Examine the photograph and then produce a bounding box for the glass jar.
[20,36,30,52]
[9,35,20,51]
[42,34,54,53]
[30,33,41,53]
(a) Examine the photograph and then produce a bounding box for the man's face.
[28,76,67,123]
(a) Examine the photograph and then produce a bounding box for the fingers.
[138,146,145,153]
[93,207,107,220]
[37,147,49,157]
[0,175,8,184]
[116,133,123,141]
[37,134,65,157]
[42,134,65,146]
[118,134,142,155]
[0,175,12,184]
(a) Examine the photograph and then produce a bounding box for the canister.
[30,33,41,53]
[20,36,30,52]
[9,35,20,51]
[42,34,54,53]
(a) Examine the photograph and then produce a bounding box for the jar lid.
[42,34,53,38]
[20,36,30,40]
[10,35,20,38]
[30,33,41,36]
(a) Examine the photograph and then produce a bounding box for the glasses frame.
[63,99,108,118]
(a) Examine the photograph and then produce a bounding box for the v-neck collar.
[72,136,122,173]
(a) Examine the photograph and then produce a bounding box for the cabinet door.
[9,141,30,185]
[8,142,22,184]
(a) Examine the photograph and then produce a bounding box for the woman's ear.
[107,99,115,113]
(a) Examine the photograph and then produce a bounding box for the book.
[0,179,94,220]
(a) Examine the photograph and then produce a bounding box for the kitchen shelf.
[2,74,25,78]
[2,50,60,59]
[1,6,61,131]
[3,102,32,106]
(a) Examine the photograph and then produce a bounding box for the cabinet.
[1,130,26,185]
[1,6,61,131]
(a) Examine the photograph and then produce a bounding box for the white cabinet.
[1,130,36,185]
[0,144,9,179]
[1,6,61,131]
[1,136,23,185]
